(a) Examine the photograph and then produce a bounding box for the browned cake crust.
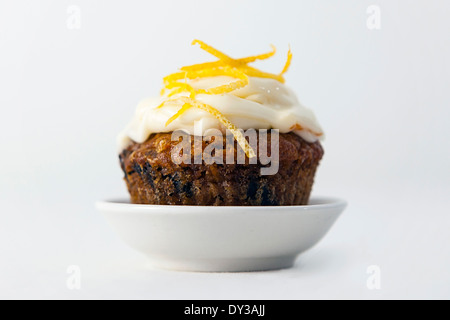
[119,132,323,205]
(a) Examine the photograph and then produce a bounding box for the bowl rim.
[96,196,347,213]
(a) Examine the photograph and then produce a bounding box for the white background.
[1,0,449,299]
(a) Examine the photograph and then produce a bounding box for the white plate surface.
[96,197,347,272]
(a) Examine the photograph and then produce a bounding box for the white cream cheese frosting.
[118,76,324,150]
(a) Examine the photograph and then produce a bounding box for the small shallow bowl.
[96,197,346,272]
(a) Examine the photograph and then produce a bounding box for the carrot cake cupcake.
[118,40,324,205]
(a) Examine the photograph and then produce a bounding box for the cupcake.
[118,40,324,205]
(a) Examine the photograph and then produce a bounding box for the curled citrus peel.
[191,40,236,65]
[160,97,256,158]
[279,47,293,76]
[290,124,324,137]
[234,44,277,65]
[165,103,192,126]
[158,40,293,158]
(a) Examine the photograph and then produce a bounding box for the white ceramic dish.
[96,197,346,272]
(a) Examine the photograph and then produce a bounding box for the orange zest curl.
[234,44,277,65]
[180,61,225,72]
[191,39,235,64]
[158,40,293,158]
[194,67,249,95]
[279,46,293,76]
[165,103,192,126]
[240,65,285,83]
[158,97,256,158]
[290,123,324,137]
